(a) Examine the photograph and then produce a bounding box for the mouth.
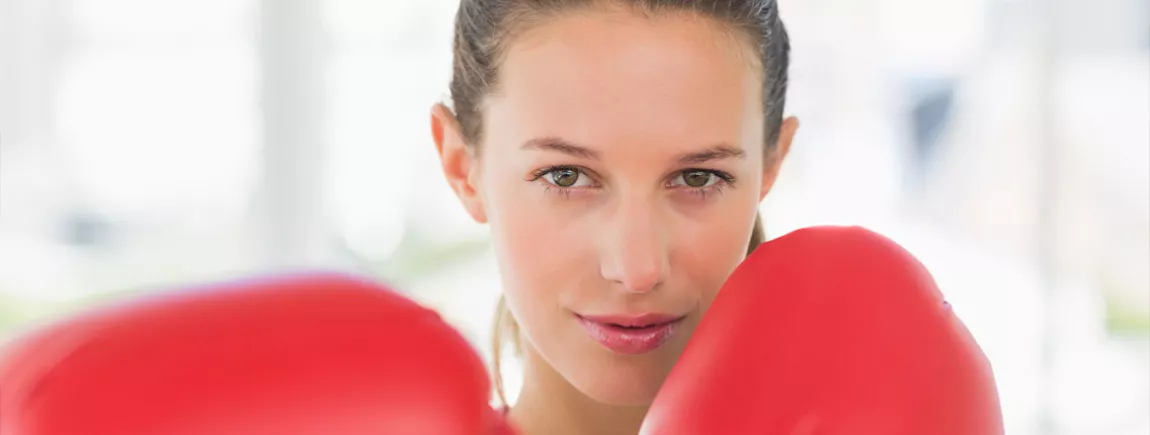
[575,313,686,354]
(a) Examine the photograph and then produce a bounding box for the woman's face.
[436,9,793,405]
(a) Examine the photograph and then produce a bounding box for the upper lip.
[576,313,685,328]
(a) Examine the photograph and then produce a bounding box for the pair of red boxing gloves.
[0,226,1004,434]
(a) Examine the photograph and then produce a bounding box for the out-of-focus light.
[71,0,252,42]
[55,49,259,221]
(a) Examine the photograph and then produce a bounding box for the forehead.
[483,10,764,156]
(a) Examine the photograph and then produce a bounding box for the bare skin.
[433,7,799,435]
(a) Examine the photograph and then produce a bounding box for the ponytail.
[747,211,766,254]
[491,294,520,407]
[490,212,766,406]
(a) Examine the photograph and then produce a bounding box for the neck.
[508,346,648,435]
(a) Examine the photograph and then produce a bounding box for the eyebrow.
[520,137,746,164]
[521,138,602,160]
[677,145,746,164]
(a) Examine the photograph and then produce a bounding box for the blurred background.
[0,0,1146,433]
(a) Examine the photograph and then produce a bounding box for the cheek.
[483,174,591,327]
[487,176,585,268]
[672,191,759,304]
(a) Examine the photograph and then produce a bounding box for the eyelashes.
[530,166,595,188]
[528,165,737,200]
[529,166,593,200]
[669,169,736,201]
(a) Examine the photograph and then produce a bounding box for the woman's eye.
[545,168,592,188]
[672,170,719,188]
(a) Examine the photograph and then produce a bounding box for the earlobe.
[760,116,800,201]
[430,104,488,223]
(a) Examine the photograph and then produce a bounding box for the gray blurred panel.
[255,0,333,270]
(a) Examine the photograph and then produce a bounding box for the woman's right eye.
[542,167,593,188]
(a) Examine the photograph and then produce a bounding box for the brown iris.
[551,168,579,187]
[682,170,712,187]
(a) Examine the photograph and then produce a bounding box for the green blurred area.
[1106,293,1150,337]
[0,229,493,344]
[372,232,491,288]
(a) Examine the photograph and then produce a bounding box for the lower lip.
[577,316,682,354]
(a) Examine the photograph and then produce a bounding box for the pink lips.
[576,313,685,354]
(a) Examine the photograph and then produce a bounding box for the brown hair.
[447,0,790,406]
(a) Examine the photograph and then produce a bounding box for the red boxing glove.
[642,226,1004,435]
[0,272,514,435]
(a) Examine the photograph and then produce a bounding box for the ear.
[760,116,799,201]
[431,103,488,223]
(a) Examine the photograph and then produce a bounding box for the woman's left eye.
[670,170,721,188]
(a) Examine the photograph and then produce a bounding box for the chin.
[570,353,676,406]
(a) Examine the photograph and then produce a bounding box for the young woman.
[431,1,799,434]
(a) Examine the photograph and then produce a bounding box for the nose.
[599,199,669,293]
